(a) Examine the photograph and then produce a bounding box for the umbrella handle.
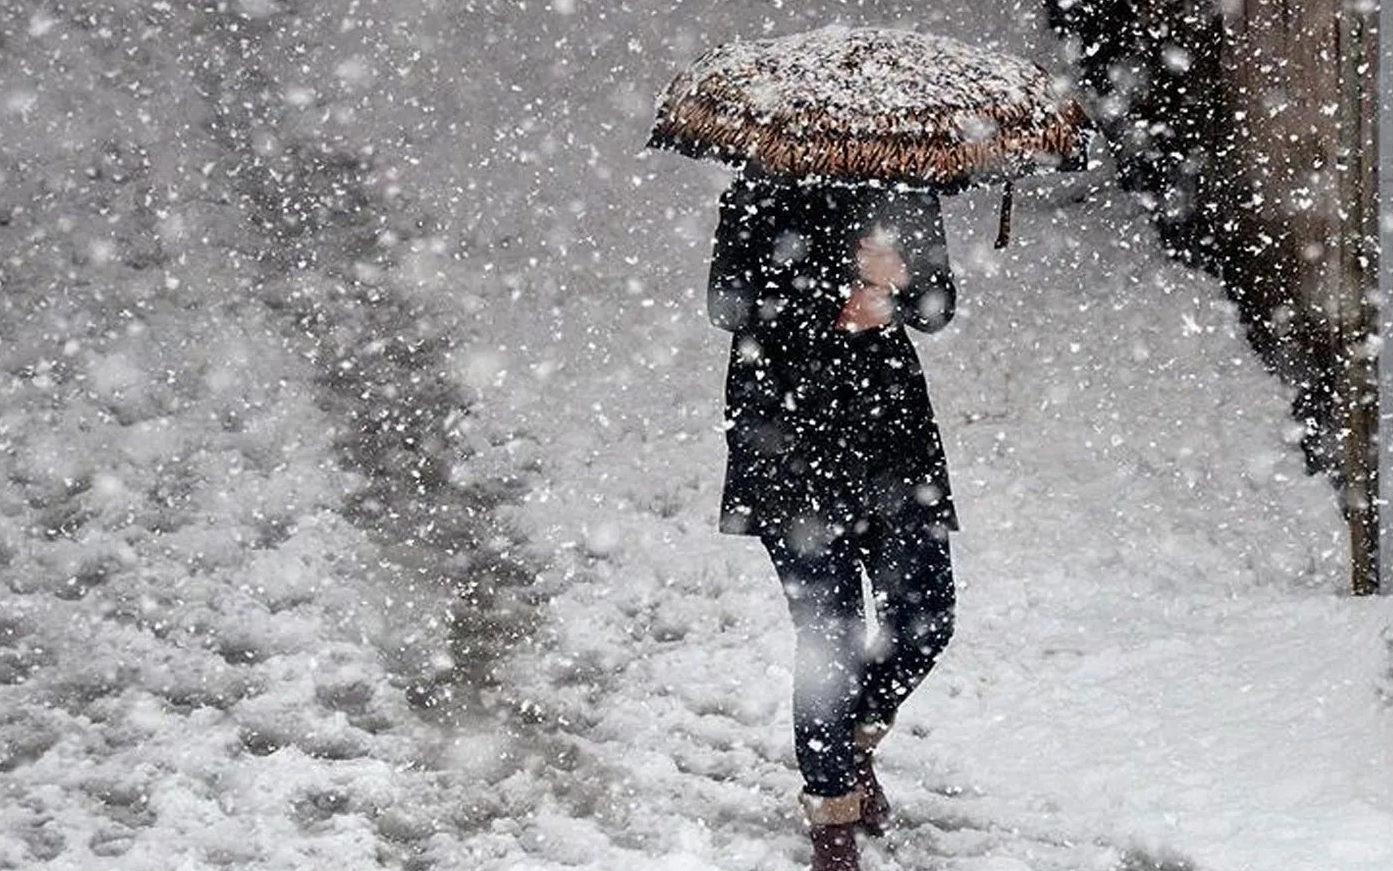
[994,181,1013,249]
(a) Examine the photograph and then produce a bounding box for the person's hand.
[834,280,895,332]
[835,229,907,332]
[855,229,909,290]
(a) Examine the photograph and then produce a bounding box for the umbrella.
[646,25,1095,246]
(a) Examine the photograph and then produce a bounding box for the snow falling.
[0,2,1389,871]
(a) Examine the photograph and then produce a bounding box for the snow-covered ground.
[2,2,1390,870]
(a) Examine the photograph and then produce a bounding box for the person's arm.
[886,189,957,334]
[706,181,762,333]
[708,180,836,346]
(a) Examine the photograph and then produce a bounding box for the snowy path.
[465,180,1393,871]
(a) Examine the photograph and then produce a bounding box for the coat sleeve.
[884,189,957,334]
[709,181,847,344]
[706,181,763,333]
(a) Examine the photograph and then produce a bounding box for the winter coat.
[706,168,961,547]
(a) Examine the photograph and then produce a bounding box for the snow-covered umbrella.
[646,25,1095,246]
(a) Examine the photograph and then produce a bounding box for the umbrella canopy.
[646,25,1093,193]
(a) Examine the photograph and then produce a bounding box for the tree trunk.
[1334,3,1380,595]
[1381,0,1393,590]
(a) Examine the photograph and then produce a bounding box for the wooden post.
[1335,2,1380,595]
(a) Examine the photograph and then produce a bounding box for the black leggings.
[761,518,955,798]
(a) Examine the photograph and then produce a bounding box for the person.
[706,164,960,871]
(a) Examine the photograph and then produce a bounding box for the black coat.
[707,169,961,547]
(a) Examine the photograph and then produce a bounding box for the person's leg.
[853,519,955,732]
[760,529,866,801]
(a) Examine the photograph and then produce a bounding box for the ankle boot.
[800,791,862,871]
[853,722,891,836]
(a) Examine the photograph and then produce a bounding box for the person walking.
[706,164,960,871]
